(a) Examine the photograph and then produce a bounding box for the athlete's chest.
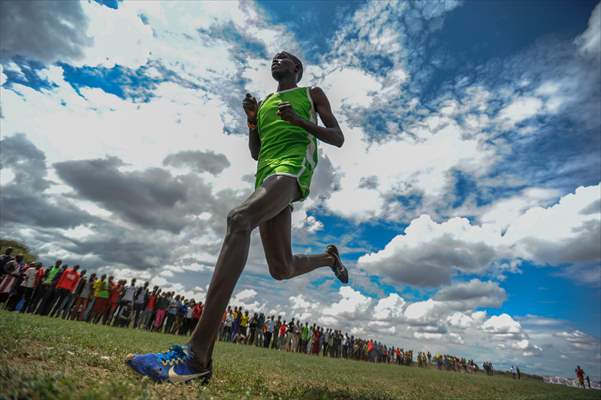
[257,88,313,123]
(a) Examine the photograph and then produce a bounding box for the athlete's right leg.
[188,175,301,368]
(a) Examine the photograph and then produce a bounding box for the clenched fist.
[276,102,301,126]
[243,93,258,120]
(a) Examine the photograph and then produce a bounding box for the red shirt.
[35,268,45,286]
[192,303,203,319]
[56,268,81,292]
[279,324,287,336]
[109,283,122,304]
[146,294,157,310]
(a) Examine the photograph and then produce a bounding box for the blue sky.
[1,0,600,380]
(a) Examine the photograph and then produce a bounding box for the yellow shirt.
[93,279,109,298]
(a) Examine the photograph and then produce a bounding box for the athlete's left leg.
[259,205,334,280]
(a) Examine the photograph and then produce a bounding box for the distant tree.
[0,239,37,264]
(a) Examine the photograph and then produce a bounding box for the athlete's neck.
[276,80,297,92]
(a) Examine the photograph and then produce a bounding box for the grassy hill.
[0,239,37,264]
[0,311,597,400]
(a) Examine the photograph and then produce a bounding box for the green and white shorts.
[255,161,314,202]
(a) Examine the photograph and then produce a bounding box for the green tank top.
[256,87,318,173]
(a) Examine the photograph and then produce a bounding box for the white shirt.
[135,288,146,304]
[122,285,136,302]
[21,267,38,288]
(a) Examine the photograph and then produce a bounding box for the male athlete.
[126,52,348,384]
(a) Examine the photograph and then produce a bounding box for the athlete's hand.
[243,93,258,120]
[277,102,301,125]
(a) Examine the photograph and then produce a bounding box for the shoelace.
[157,345,189,366]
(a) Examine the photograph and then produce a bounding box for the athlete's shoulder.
[308,86,329,104]
[309,86,326,97]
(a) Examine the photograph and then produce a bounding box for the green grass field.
[1,311,597,400]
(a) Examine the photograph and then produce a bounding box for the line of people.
[216,305,493,374]
[1,249,495,373]
[0,254,203,335]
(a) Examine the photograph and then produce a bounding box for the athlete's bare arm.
[243,93,260,160]
[277,87,344,147]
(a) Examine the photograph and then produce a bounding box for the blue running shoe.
[126,344,212,384]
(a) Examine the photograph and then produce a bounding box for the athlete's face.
[271,52,297,81]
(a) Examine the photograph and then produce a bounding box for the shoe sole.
[327,245,348,284]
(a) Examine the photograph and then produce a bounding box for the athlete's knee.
[269,268,290,281]
[267,259,292,281]
[227,207,252,233]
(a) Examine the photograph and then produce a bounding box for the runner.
[126,51,347,383]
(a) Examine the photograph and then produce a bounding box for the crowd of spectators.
[1,248,494,373]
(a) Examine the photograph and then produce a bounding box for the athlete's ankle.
[326,254,336,267]
[188,344,209,369]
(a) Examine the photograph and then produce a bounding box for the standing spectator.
[238,310,249,343]
[319,327,326,356]
[89,274,109,323]
[272,316,282,349]
[106,278,124,324]
[133,281,149,328]
[0,247,14,280]
[264,315,275,348]
[278,320,287,350]
[60,269,86,319]
[586,375,591,389]
[328,329,335,357]
[511,365,517,379]
[119,278,137,326]
[367,339,374,362]
[71,273,96,320]
[301,322,310,353]
[27,263,46,313]
[50,265,81,317]
[248,312,258,345]
[312,327,321,355]
[575,366,585,388]
[255,313,265,347]
[19,262,42,312]
[322,329,330,356]
[5,257,27,310]
[516,366,521,380]
[164,293,180,334]
[285,318,295,352]
[44,264,69,315]
[222,307,233,341]
[291,320,300,352]
[1,255,24,307]
[172,297,186,335]
[152,292,169,332]
[140,287,160,330]
[191,301,203,334]
[183,300,195,335]
[230,307,241,342]
[35,260,63,315]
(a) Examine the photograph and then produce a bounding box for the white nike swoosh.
[167,366,210,383]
